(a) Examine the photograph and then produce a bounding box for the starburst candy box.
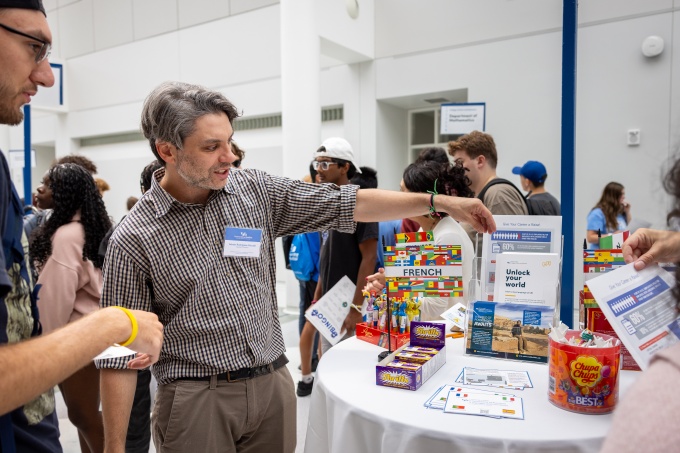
[376,321,446,391]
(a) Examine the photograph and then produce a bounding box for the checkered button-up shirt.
[95,168,357,384]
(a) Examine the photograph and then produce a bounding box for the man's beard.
[176,152,227,192]
[0,82,24,126]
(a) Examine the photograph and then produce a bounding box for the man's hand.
[125,310,163,365]
[440,197,496,234]
[623,228,680,270]
[342,308,364,335]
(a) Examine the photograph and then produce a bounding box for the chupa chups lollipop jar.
[548,330,621,414]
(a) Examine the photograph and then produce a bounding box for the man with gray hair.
[98,81,496,452]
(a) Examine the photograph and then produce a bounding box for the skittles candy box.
[548,330,621,414]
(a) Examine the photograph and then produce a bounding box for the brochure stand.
[464,239,563,364]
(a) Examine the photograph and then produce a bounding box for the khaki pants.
[152,367,296,453]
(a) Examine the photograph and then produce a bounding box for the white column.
[280,0,321,312]
[54,113,78,158]
[280,0,320,180]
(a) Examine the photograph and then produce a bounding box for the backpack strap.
[477,178,530,213]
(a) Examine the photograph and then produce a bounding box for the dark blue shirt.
[0,152,61,453]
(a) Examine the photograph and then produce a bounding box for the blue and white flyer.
[481,215,562,301]
[466,301,553,363]
[305,275,356,345]
[587,263,679,370]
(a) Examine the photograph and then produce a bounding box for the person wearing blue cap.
[512,160,561,216]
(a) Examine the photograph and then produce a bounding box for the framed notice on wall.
[440,102,486,135]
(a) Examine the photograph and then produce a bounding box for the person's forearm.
[313,280,323,302]
[355,189,495,234]
[0,307,132,415]
[101,368,138,453]
[586,230,600,245]
[355,189,429,222]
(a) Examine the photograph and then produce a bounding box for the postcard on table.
[425,384,516,410]
[444,390,524,419]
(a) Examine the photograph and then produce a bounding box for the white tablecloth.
[304,336,640,453]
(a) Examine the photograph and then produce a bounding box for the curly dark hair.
[54,154,98,175]
[415,147,449,165]
[29,164,112,270]
[663,158,680,310]
[402,160,474,217]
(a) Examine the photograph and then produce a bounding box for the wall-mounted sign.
[440,102,486,135]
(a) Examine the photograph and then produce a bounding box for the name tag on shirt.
[223,227,263,258]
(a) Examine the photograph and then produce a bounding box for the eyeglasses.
[0,22,51,63]
[312,161,338,171]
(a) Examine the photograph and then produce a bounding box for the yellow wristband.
[113,306,138,347]
[351,304,363,313]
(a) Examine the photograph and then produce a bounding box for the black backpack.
[477,178,533,214]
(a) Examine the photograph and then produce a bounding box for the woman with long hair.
[363,160,475,320]
[586,181,631,249]
[30,163,112,453]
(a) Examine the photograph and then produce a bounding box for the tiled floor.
[56,313,313,453]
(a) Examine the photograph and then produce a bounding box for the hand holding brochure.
[305,275,356,345]
[587,263,679,370]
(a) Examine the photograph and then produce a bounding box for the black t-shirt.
[318,222,378,295]
[527,192,561,216]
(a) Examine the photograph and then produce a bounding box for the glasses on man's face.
[0,22,51,63]
[312,161,338,171]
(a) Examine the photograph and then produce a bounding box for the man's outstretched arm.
[0,307,162,415]
[354,189,496,234]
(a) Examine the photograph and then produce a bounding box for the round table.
[304,336,639,453]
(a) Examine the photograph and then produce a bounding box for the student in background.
[31,164,113,453]
[512,160,561,215]
[293,164,321,394]
[586,182,631,249]
[401,147,451,233]
[364,160,475,320]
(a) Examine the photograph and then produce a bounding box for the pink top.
[36,214,102,334]
[600,342,680,452]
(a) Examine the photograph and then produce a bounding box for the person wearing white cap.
[297,138,378,396]
[512,160,561,215]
